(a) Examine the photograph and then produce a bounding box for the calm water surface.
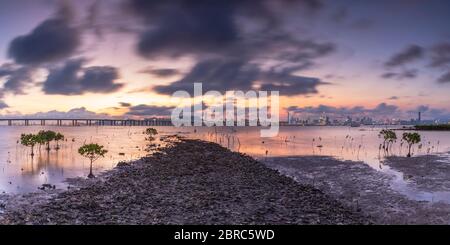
[1,126,449,196]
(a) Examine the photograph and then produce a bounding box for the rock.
[116,161,130,168]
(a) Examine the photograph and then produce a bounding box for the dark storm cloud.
[119,102,132,107]
[371,103,399,115]
[0,63,34,94]
[350,18,374,30]
[330,7,348,23]
[427,42,450,84]
[7,3,80,65]
[43,59,124,95]
[139,68,181,78]
[385,45,424,67]
[381,69,418,80]
[125,0,331,96]
[153,59,326,95]
[2,67,34,94]
[408,105,429,113]
[381,45,425,81]
[407,105,450,121]
[380,72,396,79]
[126,104,174,117]
[429,42,450,68]
[258,72,326,96]
[437,71,450,83]
[382,42,450,83]
[329,7,374,30]
[0,101,8,109]
[0,64,14,77]
[150,37,335,95]
[132,1,238,58]
[85,0,103,39]
[126,0,324,58]
[274,39,336,64]
[387,96,399,100]
[154,59,258,94]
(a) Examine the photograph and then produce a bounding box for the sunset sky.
[0,0,450,120]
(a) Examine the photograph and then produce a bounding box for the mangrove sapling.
[417,144,423,154]
[236,136,241,152]
[38,130,56,151]
[357,145,362,159]
[54,133,64,150]
[78,143,108,178]
[378,129,397,155]
[35,133,45,152]
[144,128,158,153]
[20,134,38,156]
[399,140,404,155]
[144,128,158,141]
[402,132,421,157]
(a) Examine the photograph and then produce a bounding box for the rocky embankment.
[0,139,369,225]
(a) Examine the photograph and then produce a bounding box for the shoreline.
[0,139,368,225]
[384,154,450,192]
[264,155,450,224]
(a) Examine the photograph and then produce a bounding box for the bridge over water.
[0,118,173,126]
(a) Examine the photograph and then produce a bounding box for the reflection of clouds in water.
[1,126,450,194]
[191,124,450,203]
[384,165,450,204]
[0,126,155,193]
[194,127,450,168]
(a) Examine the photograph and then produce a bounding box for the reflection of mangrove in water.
[20,150,66,177]
[24,155,71,182]
[1,126,450,194]
[186,128,450,205]
[143,128,160,155]
[188,127,447,170]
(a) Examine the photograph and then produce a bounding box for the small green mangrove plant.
[38,130,57,151]
[378,129,397,152]
[144,128,159,153]
[54,132,65,150]
[35,133,46,151]
[19,130,64,154]
[20,134,38,156]
[78,143,108,178]
[144,127,158,141]
[402,132,421,157]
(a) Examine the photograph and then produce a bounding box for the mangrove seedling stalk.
[402,132,421,158]
[38,130,56,151]
[144,128,159,154]
[20,134,38,156]
[36,133,45,151]
[378,129,397,153]
[54,133,64,150]
[144,127,158,141]
[78,143,108,178]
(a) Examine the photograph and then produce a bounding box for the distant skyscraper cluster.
[285,110,447,126]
